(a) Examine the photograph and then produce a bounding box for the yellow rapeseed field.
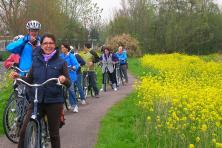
[137,53,222,147]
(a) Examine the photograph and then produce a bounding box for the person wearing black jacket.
[11,33,70,148]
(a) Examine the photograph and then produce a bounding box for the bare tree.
[0,0,26,35]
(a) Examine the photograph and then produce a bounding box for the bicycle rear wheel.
[3,92,20,143]
[83,77,89,98]
[63,87,70,111]
[103,72,108,92]
[24,120,40,148]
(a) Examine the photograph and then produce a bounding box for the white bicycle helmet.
[26,20,41,30]
[70,46,74,50]
[13,35,24,41]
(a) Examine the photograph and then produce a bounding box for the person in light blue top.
[115,46,128,83]
[6,20,41,76]
[60,42,79,113]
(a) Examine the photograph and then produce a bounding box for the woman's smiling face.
[41,37,56,54]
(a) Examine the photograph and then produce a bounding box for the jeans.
[74,74,85,100]
[69,81,78,107]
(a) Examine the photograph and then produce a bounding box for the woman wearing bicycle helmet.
[6,20,41,75]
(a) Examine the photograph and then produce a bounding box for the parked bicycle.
[3,66,29,143]
[13,78,63,148]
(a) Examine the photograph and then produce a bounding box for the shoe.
[100,84,104,92]
[112,84,117,91]
[73,105,78,113]
[81,100,86,105]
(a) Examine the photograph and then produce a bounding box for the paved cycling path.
[0,73,135,148]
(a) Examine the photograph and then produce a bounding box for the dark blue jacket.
[24,46,70,104]
[74,53,86,74]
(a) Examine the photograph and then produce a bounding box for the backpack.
[3,54,20,69]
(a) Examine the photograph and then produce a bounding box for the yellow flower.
[189,144,195,148]
[195,137,200,143]
[201,124,207,132]
[212,139,216,144]
[147,116,151,122]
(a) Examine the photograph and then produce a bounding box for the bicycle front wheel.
[3,92,20,143]
[24,120,40,148]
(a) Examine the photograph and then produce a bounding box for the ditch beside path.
[0,73,135,148]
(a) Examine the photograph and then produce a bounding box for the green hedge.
[0,51,10,61]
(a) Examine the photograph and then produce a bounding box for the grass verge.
[95,58,148,148]
[95,92,144,148]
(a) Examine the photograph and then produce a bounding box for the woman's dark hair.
[61,42,71,51]
[40,33,56,44]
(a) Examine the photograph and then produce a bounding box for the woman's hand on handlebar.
[58,75,66,84]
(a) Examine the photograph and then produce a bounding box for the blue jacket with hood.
[60,53,79,82]
[6,34,41,75]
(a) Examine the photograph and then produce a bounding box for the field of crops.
[136,53,222,148]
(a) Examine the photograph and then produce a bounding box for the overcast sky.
[92,0,222,21]
[91,0,122,22]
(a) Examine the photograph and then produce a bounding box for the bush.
[106,34,141,57]
[0,51,10,61]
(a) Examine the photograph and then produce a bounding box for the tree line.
[102,0,222,54]
[0,0,102,46]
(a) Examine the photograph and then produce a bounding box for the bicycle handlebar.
[15,78,62,87]
[10,66,29,74]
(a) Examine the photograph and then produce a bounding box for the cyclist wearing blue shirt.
[6,20,41,75]
[60,43,80,113]
[115,46,128,83]
[72,46,87,105]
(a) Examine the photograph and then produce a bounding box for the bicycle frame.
[83,71,95,97]
[115,63,125,86]
[103,67,110,92]
[15,78,62,148]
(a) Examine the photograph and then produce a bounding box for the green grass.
[200,54,220,62]
[0,85,12,135]
[95,58,150,148]
[0,72,14,135]
[0,51,10,61]
[128,58,160,78]
[95,92,144,148]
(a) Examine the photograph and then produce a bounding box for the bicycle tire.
[24,120,40,148]
[3,92,20,143]
[63,87,70,111]
[119,68,125,86]
[104,72,107,92]
[115,66,122,86]
[83,76,89,98]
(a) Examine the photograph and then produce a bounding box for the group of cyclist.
[4,20,128,148]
